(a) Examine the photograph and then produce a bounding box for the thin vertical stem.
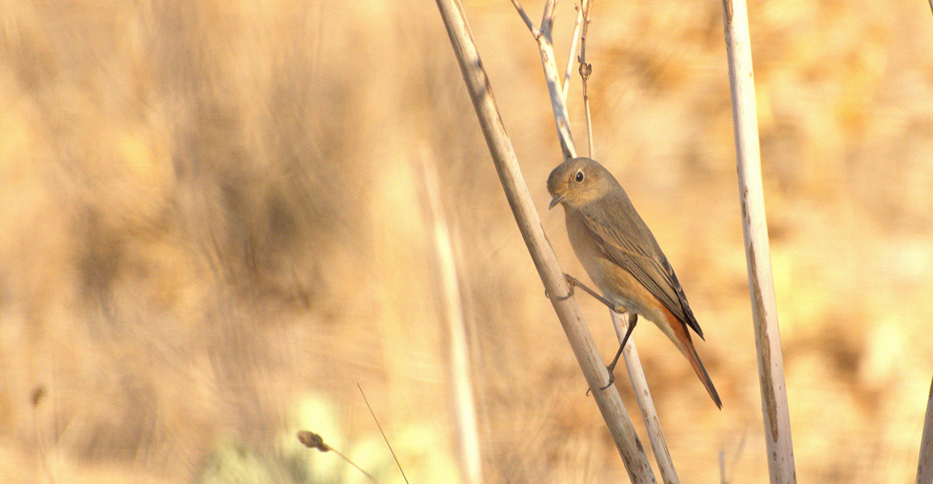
[721,0,796,482]
[561,6,584,104]
[611,312,680,484]
[577,0,594,158]
[418,152,483,484]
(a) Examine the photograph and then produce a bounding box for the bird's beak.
[548,194,564,210]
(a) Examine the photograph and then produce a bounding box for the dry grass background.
[1,0,932,482]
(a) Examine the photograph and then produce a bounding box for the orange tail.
[662,306,722,409]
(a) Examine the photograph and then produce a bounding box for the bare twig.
[917,374,933,484]
[720,0,796,482]
[510,0,538,37]
[611,312,680,484]
[538,0,558,34]
[434,0,655,481]
[577,0,594,158]
[510,0,578,159]
[562,5,584,103]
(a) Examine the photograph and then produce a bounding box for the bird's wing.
[578,192,704,338]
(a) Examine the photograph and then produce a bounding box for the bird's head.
[547,157,617,210]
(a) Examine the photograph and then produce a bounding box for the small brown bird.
[548,157,721,408]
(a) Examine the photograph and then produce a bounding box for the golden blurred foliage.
[0,0,931,482]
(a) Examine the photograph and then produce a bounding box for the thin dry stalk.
[418,151,483,484]
[611,312,680,484]
[720,0,796,482]
[297,430,377,483]
[434,0,655,481]
[562,6,584,103]
[358,385,411,484]
[917,374,933,484]
[511,0,577,159]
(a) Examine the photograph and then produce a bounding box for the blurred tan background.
[1,0,932,482]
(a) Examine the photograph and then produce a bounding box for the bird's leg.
[563,275,626,313]
[600,313,637,390]
[607,313,637,372]
[562,275,638,391]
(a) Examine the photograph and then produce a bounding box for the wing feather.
[578,190,704,338]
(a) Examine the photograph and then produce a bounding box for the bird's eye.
[574,170,584,183]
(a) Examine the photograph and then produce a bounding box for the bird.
[547,157,721,408]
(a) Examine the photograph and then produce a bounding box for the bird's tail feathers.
[662,306,722,409]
